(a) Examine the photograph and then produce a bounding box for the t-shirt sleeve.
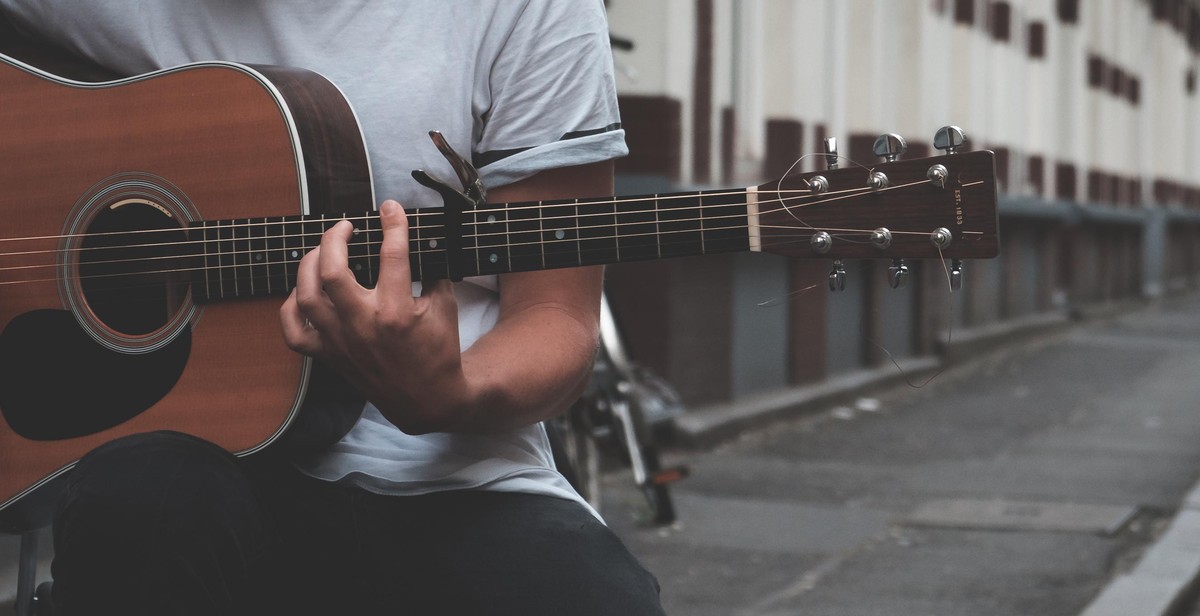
[471,0,627,188]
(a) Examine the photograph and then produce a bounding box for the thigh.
[51,431,272,615]
[354,491,665,616]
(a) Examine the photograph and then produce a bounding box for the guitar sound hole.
[79,200,190,336]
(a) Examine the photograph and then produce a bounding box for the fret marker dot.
[255,254,264,262]
[291,250,300,259]
[489,253,499,264]
[487,215,496,224]
[428,239,438,249]
[555,230,566,240]
[354,263,362,271]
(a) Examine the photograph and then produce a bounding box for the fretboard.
[188,188,750,302]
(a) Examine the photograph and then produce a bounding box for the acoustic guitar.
[0,52,998,524]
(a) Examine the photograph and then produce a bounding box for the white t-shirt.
[1,0,626,513]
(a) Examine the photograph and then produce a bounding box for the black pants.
[49,431,664,615]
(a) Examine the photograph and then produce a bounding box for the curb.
[670,310,1077,450]
[1078,478,1200,616]
[671,356,941,449]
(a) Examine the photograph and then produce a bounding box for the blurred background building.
[601,0,1200,412]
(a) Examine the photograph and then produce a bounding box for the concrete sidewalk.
[603,294,1200,615]
[1078,477,1200,616]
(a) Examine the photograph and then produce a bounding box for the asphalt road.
[602,294,1200,616]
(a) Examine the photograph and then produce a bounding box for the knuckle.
[376,309,409,334]
[294,291,319,312]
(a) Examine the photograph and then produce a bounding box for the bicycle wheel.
[636,441,677,525]
[609,396,678,526]
[546,404,602,511]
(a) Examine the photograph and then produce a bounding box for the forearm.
[444,267,604,433]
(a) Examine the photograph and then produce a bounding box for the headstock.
[748,126,999,291]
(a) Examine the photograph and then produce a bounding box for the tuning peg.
[934,126,967,154]
[828,259,847,292]
[823,137,839,170]
[888,259,909,289]
[950,259,964,291]
[873,133,907,162]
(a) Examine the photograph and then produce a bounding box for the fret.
[698,188,751,254]
[578,196,617,266]
[507,200,543,274]
[346,214,373,288]
[234,218,255,297]
[614,193,658,262]
[658,192,704,259]
[411,208,447,282]
[282,216,304,291]
[541,198,581,269]
[655,201,661,260]
[473,205,507,276]
[250,217,268,295]
[362,212,380,287]
[265,216,287,293]
[201,221,219,301]
[410,208,424,281]
[217,219,235,298]
[293,214,323,287]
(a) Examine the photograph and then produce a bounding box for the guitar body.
[0,55,374,524]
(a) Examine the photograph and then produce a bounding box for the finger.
[317,220,367,311]
[294,245,339,328]
[375,200,416,306]
[417,277,457,316]
[279,291,325,355]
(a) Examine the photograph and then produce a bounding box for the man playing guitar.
[0,1,665,613]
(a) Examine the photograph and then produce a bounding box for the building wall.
[605,0,1200,406]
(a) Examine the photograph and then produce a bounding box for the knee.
[50,432,270,613]
[55,431,261,543]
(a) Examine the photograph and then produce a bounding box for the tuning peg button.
[950,259,964,291]
[888,259,910,289]
[829,260,847,292]
[870,228,893,249]
[823,137,839,170]
[934,126,967,154]
[927,164,949,189]
[873,133,907,162]
[930,227,953,249]
[811,231,833,254]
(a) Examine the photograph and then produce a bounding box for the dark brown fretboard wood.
[189,189,751,303]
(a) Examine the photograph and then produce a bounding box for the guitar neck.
[187,149,1002,302]
[188,188,752,301]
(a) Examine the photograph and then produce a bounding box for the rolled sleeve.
[472,0,627,188]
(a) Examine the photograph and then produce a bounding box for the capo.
[411,131,487,282]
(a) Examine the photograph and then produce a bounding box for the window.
[1056,0,1079,24]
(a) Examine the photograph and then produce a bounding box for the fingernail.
[380,200,399,216]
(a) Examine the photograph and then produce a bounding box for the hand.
[279,200,474,433]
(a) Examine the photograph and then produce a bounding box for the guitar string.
[0,222,961,289]
[750,244,958,392]
[0,179,953,275]
[863,243,953,390]
[0,175,934,252]
[0,186,845,247]
[0,222,984,288]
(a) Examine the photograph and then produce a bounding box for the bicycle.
[548,294,687,526]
